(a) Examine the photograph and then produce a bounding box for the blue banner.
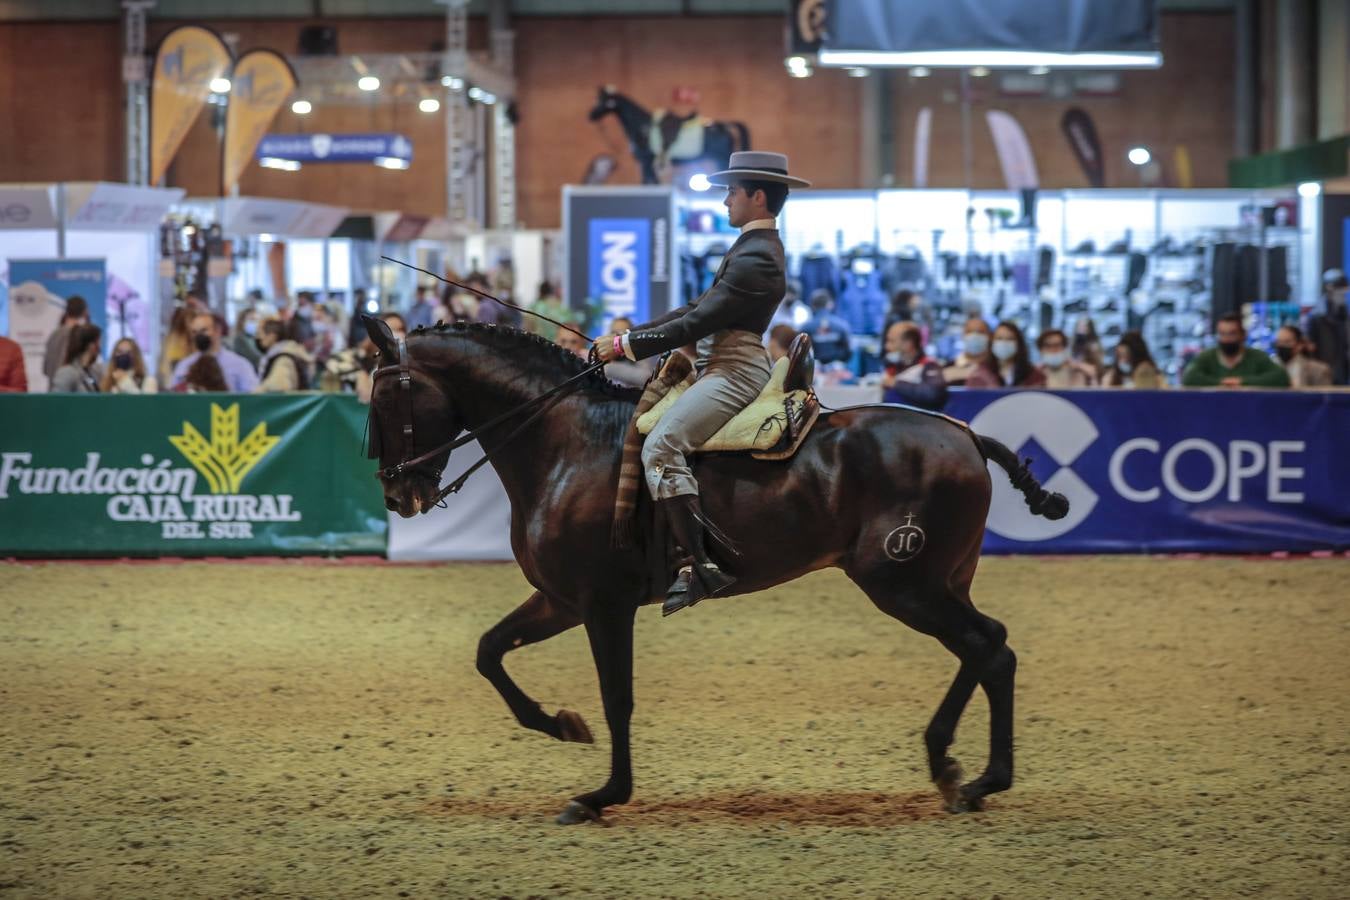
[5,259,107,388]
[257,133,412,163]
[588,217,651,323]
[943,390,1350,553]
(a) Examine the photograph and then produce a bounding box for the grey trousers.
[642,330,772,500]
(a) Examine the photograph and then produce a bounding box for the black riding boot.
[659,494,736,617]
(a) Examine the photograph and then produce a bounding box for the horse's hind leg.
[848,561,1015,813]
[476,591,590,743]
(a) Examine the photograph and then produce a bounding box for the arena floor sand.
[0,557,1346,899]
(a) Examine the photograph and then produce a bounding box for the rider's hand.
[593,334,621,363]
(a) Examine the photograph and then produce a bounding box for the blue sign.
[256,133,413,163]
[942,390,1350,554]
[588,218,651,323]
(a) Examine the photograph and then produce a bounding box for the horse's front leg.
[557,605,637,824]
[476,591,591,743]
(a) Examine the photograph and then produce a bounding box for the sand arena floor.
[0,557,1347,899]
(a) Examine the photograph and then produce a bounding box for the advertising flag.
[1060,107,1106,188]
[150,25,233,187]
[986,110,1040,191]
[222,49,298,195]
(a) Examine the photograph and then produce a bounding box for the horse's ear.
[363,314,396,358]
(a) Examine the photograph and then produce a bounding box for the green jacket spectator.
[1182,347,1289,387]
[1182,313,1290,388]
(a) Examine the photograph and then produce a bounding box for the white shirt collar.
[740,217,777,234]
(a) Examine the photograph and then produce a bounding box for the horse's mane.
[413,320,642,403]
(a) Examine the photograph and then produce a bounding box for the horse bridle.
[369,336,607,508]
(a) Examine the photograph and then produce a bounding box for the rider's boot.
[659,494,736,617]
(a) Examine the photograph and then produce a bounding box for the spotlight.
[846,67,869,78]
[467,86,483,100]
[365,298,380,313]
[259,157,301,172]
[970,66,990,77]
[209,77,231,93]
[1128,146,1151,166]
[374,156,410,170]
[419,97,441,113]
[688,173,711,191]
[440,75,464,90]
[358,75,380,91]
[910,66,931,78]
[481,92,496,105]
[1297,181,1321,198]
[291,99,312,115]
[1029,65,1050,75]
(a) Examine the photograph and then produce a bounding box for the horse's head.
[588,84,620,121]
[363,315,466,518]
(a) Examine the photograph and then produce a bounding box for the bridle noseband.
[369,334,607,509]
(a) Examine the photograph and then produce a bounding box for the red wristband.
[613,334,624,359]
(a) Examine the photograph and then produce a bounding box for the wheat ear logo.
[169,403,281,494]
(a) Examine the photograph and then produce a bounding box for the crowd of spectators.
[5,269,1348,413]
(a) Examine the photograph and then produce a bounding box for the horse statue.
[588,85,751,185]
[362,316,1068,825]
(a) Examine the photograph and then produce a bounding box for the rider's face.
[724,184,757,228]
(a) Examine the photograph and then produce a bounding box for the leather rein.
[370,335,605,508]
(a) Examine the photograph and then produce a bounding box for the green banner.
[2,394,386,557]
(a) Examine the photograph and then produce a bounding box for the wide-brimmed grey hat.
[708,151,811,188]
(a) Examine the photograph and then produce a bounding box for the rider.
[594,151,809,615]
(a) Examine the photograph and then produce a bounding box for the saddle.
[636,333,819,460]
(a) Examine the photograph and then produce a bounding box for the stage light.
[909,66,930,78]
[846,67,869,78]
[374,156,410,170]
[358,75,380,91]
[365,298,380,313]
[1128,146,1151,166]
[1297,181,1322,198]
[481,92,496,105]
[441,75,464,90]
[259,157,301,172]
[467,86,483,100]
[291,99,312,115]
[688,174,711,191]
[209,77,231,93]
[419,97,441,113]
[970,66,991,77]
[1029,65,1050,75]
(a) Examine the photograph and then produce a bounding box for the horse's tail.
[971,432,1070,521]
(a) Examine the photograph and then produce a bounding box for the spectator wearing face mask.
[1102,331,1165,388]
[880,321,947,411]
[943,316,992,385]
[1036,329,1097,388]
[1306,269,1349,384]
[230,308,263,368]
[100,338,157,394]
[254,318,316,392]
[170,312,259,393]
[1273,324,1332,388]
[310,302,347,363]
[1182,313,1290,388]
[966,321,1046,389]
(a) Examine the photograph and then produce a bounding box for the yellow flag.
[150,25,232,188]
[222,49,298,195]
[1173,146,1194,189]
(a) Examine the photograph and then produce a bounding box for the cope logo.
[969,394,1098,542]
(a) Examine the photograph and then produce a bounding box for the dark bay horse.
[588,86,751,185]
[362,318,1068,824]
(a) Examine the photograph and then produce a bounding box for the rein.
[370,334,606,509]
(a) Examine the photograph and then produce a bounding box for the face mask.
[193,333,212,353]
[243,320,258,337]
[963,333,989,356]
[113,353,133,370]
[1275,346,1295,362]
[296,305,313,319]
[885,351,904,365]
[1042,350,1067,368]
[1117,360,1132,374]
[991,339,1017,361]
[1218,340,1242,356]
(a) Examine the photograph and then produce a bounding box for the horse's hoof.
[556,800,602,826]
[935,758,963,809]
[556,709,594,744]
[944,788,987,814]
